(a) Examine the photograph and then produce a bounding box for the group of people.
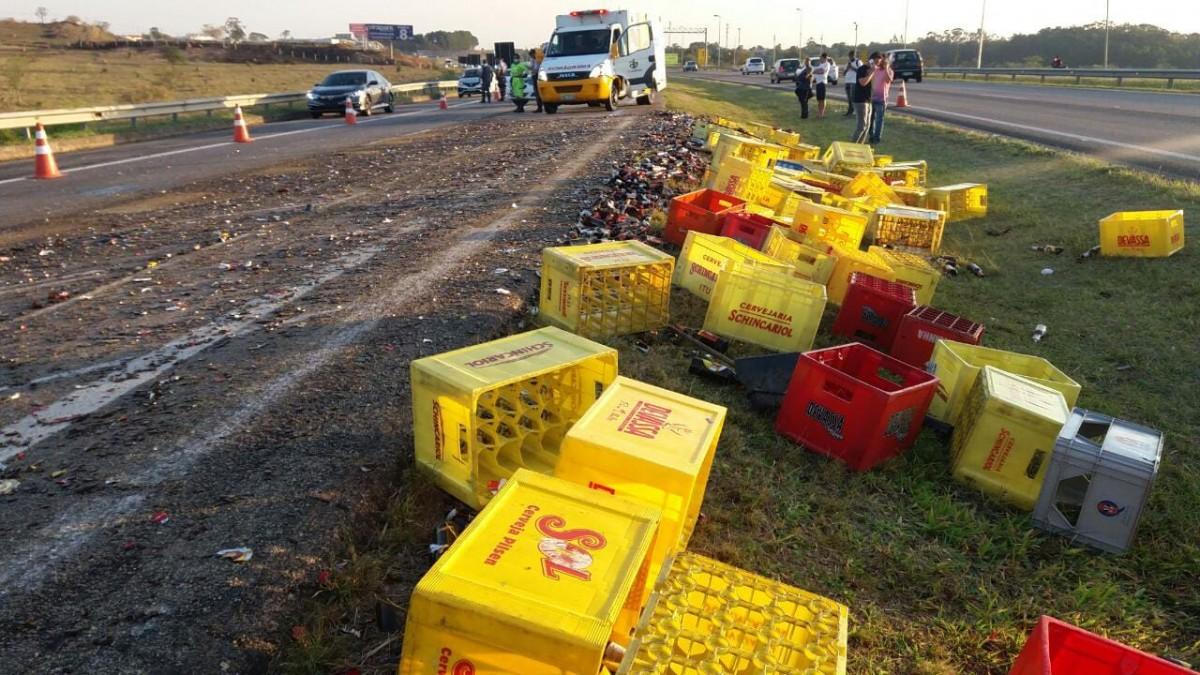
[794,50,895,145]
[477,50,542,113]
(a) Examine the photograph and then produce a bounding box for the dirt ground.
[0,105,658,672]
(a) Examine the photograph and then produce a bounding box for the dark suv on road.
[306,70,395,118]
[885,49,923,82]
[770,58,800,83]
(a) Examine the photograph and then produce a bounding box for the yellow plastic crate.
[826,245,896,305]
[703,125,741,152]
[892,185,928,207]
[618,552,849,675]
[399,470,659,675]
[822,141,874,170]
[556,377,725,588]
[705,156,773,202]
[540,242,674,339]
[411,327,618,509]
[775,186,827,220]
[883,160,926,186]
[868,246,939,305]
[765,225,839,284]
[870,205,947,253]
[874,154,894,167]
[882,160,927,186]
[674,231,792,301]
[925,183,989,222]
[927,341,1081,428]
[1099,209,1185,258]
[736,141,791,169]
[785,143,822,161]
[766,128,802,147]
[704,261,827,352]
[710,132,759,168]
[950,367,1070,511]
[791,200,870,251]
[842,171,902,209]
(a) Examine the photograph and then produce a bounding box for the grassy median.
[633,78,1199,672]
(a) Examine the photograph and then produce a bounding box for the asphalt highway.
[682,72,1200,179]
[0,98,516,229]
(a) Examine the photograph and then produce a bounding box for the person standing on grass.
[794,57,814,119]
[843,50,862,117]
[479,62,494,104]
[851,54,874,143]
[867,52,894,144]
[812,53,834,118]
[528,49,544,112]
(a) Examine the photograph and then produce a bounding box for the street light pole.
[1103,0,1110,68]
[976,0,987,69]
[795,8,804,58]
[853,22,858,51]
[713,14,721,70]
[903,0,910,47]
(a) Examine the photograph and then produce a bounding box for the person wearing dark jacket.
[479,63,494,104]
[794,59,814,119]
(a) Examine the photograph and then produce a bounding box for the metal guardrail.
[0,80,459,132]
[925,67,1200,87]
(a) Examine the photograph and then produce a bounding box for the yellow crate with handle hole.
[926,340,1081,428]
[556,376,726,594]
[950,366,1070,511]
[790,200,870,251]
[410,327,618,509]
[617,552,849,675]
[826,245,896,305]
[925,183,989,222]
[703,260,827,353]
[539,241,674,340]
[869,205,947,253]
[765,225,839,284]
[705,156,774,202]
[674,231,792,301]
[1098,209,1185,257]
[843,170,902,208]
[398,469,660,675]
[881,160,927,186]
[868,245,939,305]
[822,141,874,171]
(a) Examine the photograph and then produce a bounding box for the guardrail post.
[131,117,137,128]
[962,71,967,79]
[1167,78,1174,89]
[1075,75,1081,84]
[984,73,990,81]
[1040,74,1045,83]
[172,112,178,123]
[1116,76,1122,85]
[1011,73,1016,81]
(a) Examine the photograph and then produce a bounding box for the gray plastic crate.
[1033,408,1164,554]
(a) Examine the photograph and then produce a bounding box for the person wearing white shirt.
[843,50,862,116]
[812,53,838,118]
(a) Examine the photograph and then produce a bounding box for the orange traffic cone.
[895,80,910,108]
[344,97,357,125]
[33,123,63,179]
[438,94,449,110]
[232,105,253,143]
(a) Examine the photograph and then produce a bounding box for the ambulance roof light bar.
[570,9,610,16]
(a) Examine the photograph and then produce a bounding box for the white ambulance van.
[537,9,667,113]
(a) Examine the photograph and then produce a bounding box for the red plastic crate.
[775,343,939,471]
[1010,616,1196,675]
[830,273,917,351]
[665,189,747,245]
[718,212,779,250]
[891,306,985,367]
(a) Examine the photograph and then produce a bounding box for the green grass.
[276,79,1199,674]
[645,78,1199,671]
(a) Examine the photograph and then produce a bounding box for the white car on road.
[741,57,766,75]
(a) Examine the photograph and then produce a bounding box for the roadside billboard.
[349,24,414,41]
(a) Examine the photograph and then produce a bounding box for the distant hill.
[0,18,117,47]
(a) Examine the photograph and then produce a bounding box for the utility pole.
[772,33,776,65]
[737,26,741,62]
[713,14,721,70]
[903,0,910,47]
[725,24,730,61]
[976,0,987,69]
[795,8,804,58]
[853,22,859,51]
[1103,0,1111,67]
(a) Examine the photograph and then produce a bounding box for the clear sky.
[4,0,1196,48]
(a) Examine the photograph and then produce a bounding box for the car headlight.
[305,92,316,100]
[588,64,604,79]
[352,89,366,100]
[537,70,548,81]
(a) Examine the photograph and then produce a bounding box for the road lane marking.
[0,101,482,187]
